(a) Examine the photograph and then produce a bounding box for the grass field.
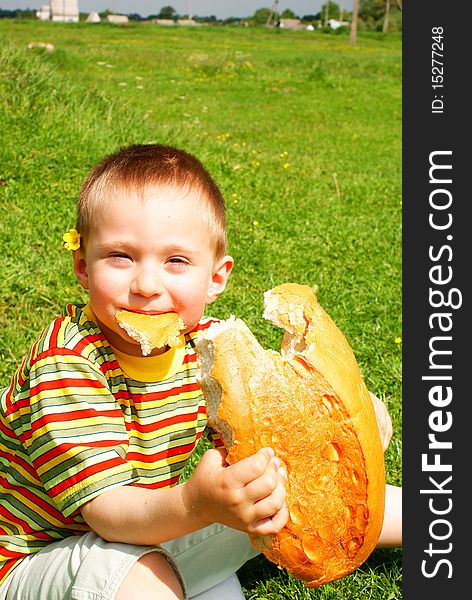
[0,19,402,598]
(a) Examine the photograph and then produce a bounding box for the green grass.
[0,20,402,598]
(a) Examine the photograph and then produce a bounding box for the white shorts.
[0,524,259,600]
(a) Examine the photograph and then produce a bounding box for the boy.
[0,144,400,599]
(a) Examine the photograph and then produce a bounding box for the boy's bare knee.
[117,551,184,600]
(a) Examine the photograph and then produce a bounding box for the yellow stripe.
[32,416,124,441]
[131,451,193,471]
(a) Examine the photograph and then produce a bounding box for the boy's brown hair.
[77,144,228,258]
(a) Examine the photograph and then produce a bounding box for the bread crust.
[197,284,385,587]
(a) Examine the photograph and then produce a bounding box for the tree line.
[0,1,402,32]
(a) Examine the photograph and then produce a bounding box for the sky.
[1,1,354,19]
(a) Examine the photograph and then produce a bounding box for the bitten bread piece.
[196,283,385,587]
[116,311,185,356]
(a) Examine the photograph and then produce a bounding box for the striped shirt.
[0,304,219,585]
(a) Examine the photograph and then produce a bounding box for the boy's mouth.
[121,308,172,316]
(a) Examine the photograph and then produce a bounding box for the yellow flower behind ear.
[63,229,81,250]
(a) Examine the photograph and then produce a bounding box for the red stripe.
[133,474,180,490]
[0,504,53,538]
[127,441,196,463]
[32,405,120,429]
[0,418,14,439]
[46,456,126,498]
[30,377,105,399]
[0,551,21,564]
[74,333,104,354]
[4,377,107,419]
[33,346,97,363]
[183,352,197,365]
[29,335,43,364]
[99,358,121,375]
[0,504,35,535]
[0,560,23,588]
[48,317,64,349]
[114,390,131,402]
[189,319,219,334]
[0,449,38,481]
[126,410,199,434]
[0,479,65,521]
[33,438,125,471]
[3,396,30,418]
[132,381,201,403]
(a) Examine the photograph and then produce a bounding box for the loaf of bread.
[116,311,184,355]
[196,283,385,587]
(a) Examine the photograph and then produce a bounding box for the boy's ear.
[73,249,89,290]
[206,255,234,304]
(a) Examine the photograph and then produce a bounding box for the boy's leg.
[0,526,254,600]
[190,574,245,600]
[116,551,184,600]
[0,532,185,600]
[161,523,259,598]
[377,484,403,548]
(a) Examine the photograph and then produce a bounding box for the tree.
[350,0,359,45]
[281,8,296,19]
[253,7,271,25]
[321,1,340,23]
[382,0,391,32]
[158,5,176,19]
[359,0,402,31]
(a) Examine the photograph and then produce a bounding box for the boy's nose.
[131,266,163,297]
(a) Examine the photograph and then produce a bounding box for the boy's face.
[73,185,233,355]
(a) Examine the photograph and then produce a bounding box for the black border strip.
[403,2,468,596]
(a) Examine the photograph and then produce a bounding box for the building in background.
[106,14,129,24]
[86,11,101,23]
[36,4,51,20]
[51,0,79,22]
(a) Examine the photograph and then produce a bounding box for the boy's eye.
[108,252,132,261]
[168,257,188,264]
[167,257,190,269]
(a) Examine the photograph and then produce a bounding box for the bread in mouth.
[115,310,185,356]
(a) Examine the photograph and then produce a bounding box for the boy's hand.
[183,447,288,536]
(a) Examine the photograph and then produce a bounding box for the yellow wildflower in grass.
[395,337,402,344]
[63,229,81,250]
[283,163,290,169]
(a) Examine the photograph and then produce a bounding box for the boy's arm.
[81,447,288,545]
[81,481,203,544]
